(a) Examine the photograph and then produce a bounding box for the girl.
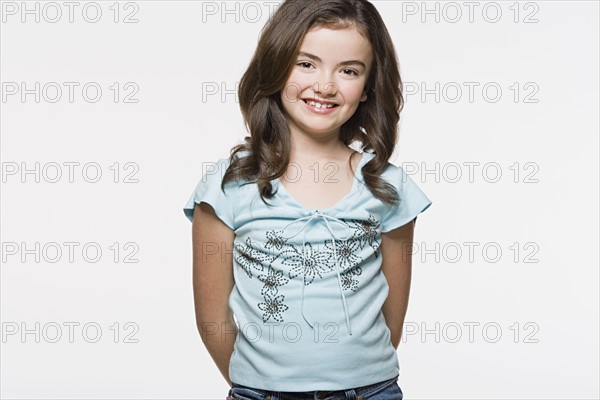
[184,0,432,398]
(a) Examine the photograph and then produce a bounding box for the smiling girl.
[184,0,432,399]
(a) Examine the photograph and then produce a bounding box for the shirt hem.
[229,367,400,391]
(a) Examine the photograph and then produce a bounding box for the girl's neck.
[288,130,351,162]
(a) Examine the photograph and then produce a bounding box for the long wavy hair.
[221,0,404,207]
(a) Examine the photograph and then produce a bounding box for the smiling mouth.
[302,99,339,109]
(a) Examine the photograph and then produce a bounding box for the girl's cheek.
[340,83,365,101]
[284,74,309,99]
[282,80,304,101]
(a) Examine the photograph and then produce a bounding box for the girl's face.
[280,24,373,141]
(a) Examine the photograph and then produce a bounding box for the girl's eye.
[342,68,359,76]
[297,62,313,69]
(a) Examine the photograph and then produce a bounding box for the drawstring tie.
[280,210,354,336]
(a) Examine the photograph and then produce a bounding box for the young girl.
[184,0,432,398]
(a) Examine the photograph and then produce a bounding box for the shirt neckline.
[273,151,369,214]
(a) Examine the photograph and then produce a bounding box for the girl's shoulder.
[362,151,411,188]
[209,149,253,185]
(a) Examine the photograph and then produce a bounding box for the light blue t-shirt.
[183,150,432,391]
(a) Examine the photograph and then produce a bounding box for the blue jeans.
[227,375,403,400]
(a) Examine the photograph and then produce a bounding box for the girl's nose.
[313,73,339,97]
[321,81,339,96]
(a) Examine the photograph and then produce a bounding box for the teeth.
[307,100,335,109]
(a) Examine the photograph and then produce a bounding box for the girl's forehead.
[298,26,373,63]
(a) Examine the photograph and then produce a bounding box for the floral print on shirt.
[233,214,382,324]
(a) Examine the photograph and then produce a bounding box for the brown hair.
[222,0,404,207]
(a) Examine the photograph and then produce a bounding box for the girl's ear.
[360,91,368,102]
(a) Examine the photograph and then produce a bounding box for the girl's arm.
[192,202,237,387]
[380,219,416,349]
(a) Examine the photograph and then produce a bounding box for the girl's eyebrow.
[297,51,366,69]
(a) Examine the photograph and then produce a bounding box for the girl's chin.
[295,126,342,136]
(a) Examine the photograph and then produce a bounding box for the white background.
[1,1,598,399]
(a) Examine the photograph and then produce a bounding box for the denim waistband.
[229,374,400,400]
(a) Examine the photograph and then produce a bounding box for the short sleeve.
[183,158,236,230]
[381,166,432,233]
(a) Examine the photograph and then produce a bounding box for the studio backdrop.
[1,1,598,399]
